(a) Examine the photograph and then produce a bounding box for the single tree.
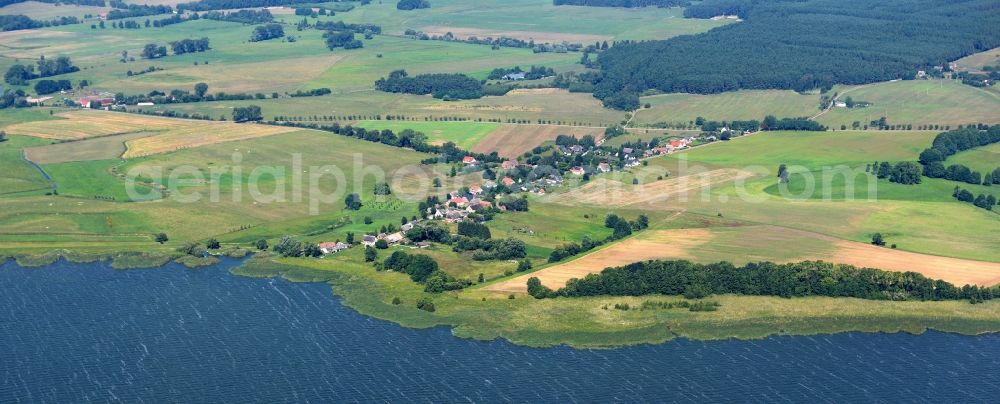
[364,246,377,262]
[206,238,221,249]
[155,233,169,244]
[194,82,209,98]
[254,239,269,250]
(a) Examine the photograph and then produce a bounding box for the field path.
[486,225,1000,293]
[810,83,879,120]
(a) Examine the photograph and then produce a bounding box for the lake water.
[2,258,999,403]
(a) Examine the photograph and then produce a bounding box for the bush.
[416,297,435,312]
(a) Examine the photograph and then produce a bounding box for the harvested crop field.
[471,124,605,157]
[547,169,754,208]
[487,226,1000,293]
[4,110,195,141]
[487,228,713,292]
[24,132,157,164]
[4,110,297,157]
[122,124,298,158]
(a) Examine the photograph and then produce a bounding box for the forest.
[529,260,1000,303]
[375,70,485,100]
[591,0,1000,108]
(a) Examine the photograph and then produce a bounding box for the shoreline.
[6,251,1000,348]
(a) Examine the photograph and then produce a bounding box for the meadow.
[0,135,52,196]
[955,46,1000,72]
[0,1,108,19]
[816,79,1000,128]
[329,0,732,40]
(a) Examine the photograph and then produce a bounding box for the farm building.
[78,96,115,108]
[318,242,349,254]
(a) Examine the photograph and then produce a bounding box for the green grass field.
[0,1,109,19]
[330,0,731,40]
[817,79,1000,128]
[0,135,52,196]
[955,47,1000,71]
[43,159,161,201]
[356,120,500,149]
[949,142,1000,174]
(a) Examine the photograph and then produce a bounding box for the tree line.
[487,65,555,81]
[0,15,79,32]
[323,31,363,50]
[528,259,1000,303]
[952,187,997,212]
[396,0,429,10]
[589,0,1000,109]
[382,251,472,293]
[250,23,284,42]
[177,0,330,11]
[549,214,648,262]
[867,161,923,185]
[265,120,503,165]
[202,9,274,24]
[918,126,1000,186]
[553,0,688,7]
[4,56,78,86]
[106,1,172,20]
[375,70,490,100]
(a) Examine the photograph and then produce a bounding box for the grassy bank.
[231,255,1000,349]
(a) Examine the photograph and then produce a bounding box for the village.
[309,131,706,257]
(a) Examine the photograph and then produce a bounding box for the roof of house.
[362,235,377,242]
[501,160,519,168]
[462,156,477,163]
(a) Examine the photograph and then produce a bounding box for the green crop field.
[355,120,500,149]
[634,90,821,126]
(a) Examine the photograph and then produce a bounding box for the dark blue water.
[2,259,999,403]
